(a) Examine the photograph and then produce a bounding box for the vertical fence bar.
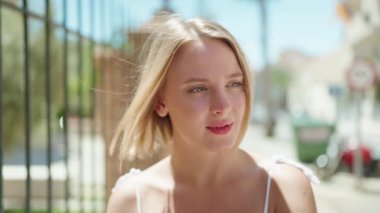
[44,0,53,212]
[89,0,96,211]
[101,0,107,209]
[104,0,108,46]
[98,0,105,211]
[0,2,3,212]
[22,0,31,212]
[109,0,113,48]
[77,0,84,212]
[62,0,70,212]
[120,0,127,52]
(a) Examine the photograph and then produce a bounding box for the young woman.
[107,13,318,213]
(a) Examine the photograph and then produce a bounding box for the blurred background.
[0,0,379,212]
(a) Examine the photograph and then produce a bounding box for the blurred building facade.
[280,0,380,123]
[272,0,380,160]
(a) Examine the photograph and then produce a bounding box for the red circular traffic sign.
[346,57,378,91]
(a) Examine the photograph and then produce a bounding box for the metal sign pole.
[353,91,363,189]
[346,57,378,189]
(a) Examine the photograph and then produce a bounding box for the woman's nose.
[210,90,231,116]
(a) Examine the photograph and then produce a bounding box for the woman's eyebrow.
[228,72,243,78]
[183,77,208,84]
[183,72,243,84]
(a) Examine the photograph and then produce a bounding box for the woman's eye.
[229,81,244,87]
[189,86,207,93]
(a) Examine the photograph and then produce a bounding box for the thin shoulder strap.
[262,156,320,213]
[263,158,277,213]
[111,168,142,213]
[129,168,142,213]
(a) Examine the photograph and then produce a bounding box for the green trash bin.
[292,119,335,163]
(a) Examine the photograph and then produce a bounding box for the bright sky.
[120,0,344,70]
[58,0,344,70]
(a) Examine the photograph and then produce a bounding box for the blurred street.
[2,0,380,212]
[240,117,380,213]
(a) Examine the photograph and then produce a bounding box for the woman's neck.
[169,143,247,188]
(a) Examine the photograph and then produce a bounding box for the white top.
[112,156,320,213]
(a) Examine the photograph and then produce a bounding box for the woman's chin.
[205,138,238,152]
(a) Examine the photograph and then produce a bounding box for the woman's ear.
[154,98,168,117]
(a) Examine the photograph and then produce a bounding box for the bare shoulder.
[106,173,139,213]
[107,158,172,213]
[271,162,317,213]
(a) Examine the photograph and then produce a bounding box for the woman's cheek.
[230,89,245,101]
[233,93,246,113]
[186,96,209,112]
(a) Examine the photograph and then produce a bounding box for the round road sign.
[346,57,378,91]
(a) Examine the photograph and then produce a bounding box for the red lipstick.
[207,123,233,135]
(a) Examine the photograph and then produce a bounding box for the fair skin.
[107,38,317,213]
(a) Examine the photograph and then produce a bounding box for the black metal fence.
[0,0,128,212]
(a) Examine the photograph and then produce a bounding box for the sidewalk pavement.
[240,124,380,213]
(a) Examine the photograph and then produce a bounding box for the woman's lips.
[206,123,233,135]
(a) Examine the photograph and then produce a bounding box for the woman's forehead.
[175,38,229,59]
[167,38,242,78]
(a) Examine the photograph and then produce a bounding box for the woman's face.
[156,38,246,152]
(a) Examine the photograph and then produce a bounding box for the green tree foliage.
[2,8,94,150]
[2,9,31,150]
[270,65,291,89]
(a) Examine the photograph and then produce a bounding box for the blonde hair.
[111,13,253,161]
